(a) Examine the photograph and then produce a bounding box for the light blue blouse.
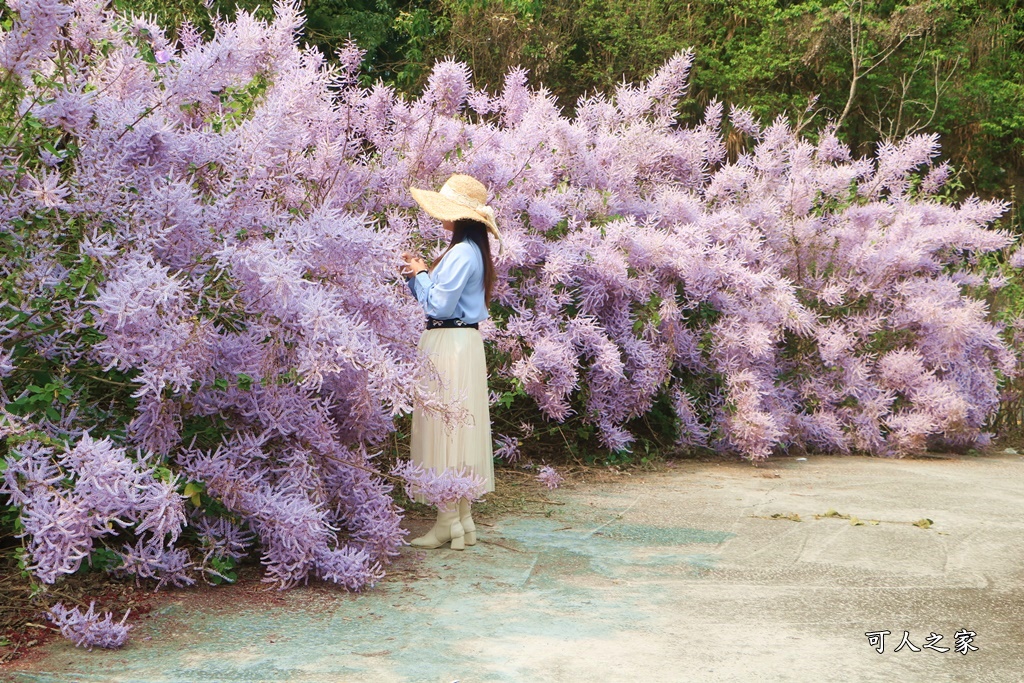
[407,240,489,324]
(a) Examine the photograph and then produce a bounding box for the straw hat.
[409,174,503,251]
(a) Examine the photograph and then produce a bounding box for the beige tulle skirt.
[410,328,495,503]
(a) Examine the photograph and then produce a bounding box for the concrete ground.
[4,453,1023,683]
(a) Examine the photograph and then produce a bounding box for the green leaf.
[153,466,174,483]
[209,555,238,584]
[183,481,206,509]
[87,547,123,572]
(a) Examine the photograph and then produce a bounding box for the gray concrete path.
[5,454,1023,682]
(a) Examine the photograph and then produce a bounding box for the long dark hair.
[431,218,496,305]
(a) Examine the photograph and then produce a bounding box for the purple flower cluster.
[46,602,131,650]
[177,438,400,589]
[493,433,521,463]
[0,0,74,78]
[193,514,255,564]
[1,435,186,585]
[391,460,486,511]
[536,465,564,490]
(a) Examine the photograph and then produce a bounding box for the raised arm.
[408,244,476,319]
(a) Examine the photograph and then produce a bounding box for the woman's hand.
[400,251,428,280]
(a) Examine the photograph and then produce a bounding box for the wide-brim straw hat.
[409,174,503,251]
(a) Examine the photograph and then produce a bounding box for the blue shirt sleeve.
[408,244,477,319]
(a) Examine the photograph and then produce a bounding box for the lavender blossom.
[193,514,255,562]
[536,465,564,490]
[21,169,69,209]
[46,602,131,650]
[1,436,186,584]
[0,0,74,78]
[391,460,486,511]
[493,434,521,463]
[0,348,14,378]
[729,105,761,138]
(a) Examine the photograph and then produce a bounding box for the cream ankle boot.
[458,498,476,546]
[410,506,465,550]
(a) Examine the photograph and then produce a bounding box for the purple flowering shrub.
[0,1,431,591]
[0,0,1020,602]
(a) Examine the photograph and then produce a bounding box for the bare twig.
[836,0,924,131]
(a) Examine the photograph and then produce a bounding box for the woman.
[400,174,500,550]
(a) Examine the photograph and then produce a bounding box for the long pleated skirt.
[410,328,495,503]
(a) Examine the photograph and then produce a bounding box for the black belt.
[426,317,478,330]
